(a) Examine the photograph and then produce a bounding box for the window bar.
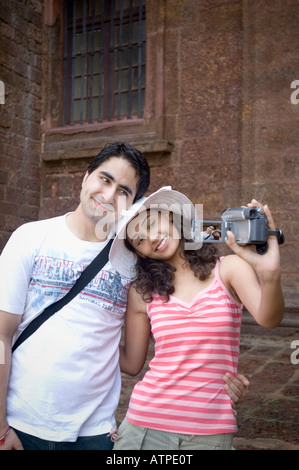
[70,0,76,125]
[88,0,96,123]
[117,0,124,120]
[80,0,87,124]
[62,0,68,126]
[137,0,143,118]
[127,0,133,119]
[98,0,105,122]
[108,0,115,121]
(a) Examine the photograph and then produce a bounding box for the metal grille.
[63,0,146,126]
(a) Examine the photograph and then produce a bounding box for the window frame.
[42,0,170,163]
[62,0,146,127]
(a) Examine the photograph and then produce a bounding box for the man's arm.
[0,311,23,450]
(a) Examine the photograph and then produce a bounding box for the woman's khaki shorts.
[113,418,234,451]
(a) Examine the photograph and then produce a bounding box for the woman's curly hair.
[124,214,219,302]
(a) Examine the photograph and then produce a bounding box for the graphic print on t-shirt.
[30,253,129,315]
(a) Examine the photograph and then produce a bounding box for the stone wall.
[0,0,298,315]
[241,0,299,312]
[159,0,243,215]
[0,0,43,249]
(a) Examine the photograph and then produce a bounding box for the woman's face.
[126,209,181,262]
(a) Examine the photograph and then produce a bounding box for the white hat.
[109,186,195,278]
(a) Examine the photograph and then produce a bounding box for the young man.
[0,142,248,450]
[0,142,150,450]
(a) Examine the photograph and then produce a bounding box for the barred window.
[63,0,146,126]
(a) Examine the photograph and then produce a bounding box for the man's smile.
[92,195,115,214]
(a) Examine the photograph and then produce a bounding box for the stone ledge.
[41,140,174,162]
[241,310,299,329]
[234,437,299,451]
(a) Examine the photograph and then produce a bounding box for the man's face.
[80,156,139,233]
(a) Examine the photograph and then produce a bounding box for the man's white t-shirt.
[0,214,131,441]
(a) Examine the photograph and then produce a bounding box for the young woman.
[109,187,284,450]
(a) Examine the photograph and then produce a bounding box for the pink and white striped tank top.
[126,259,243,435]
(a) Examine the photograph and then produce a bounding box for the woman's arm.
[224,201,284,328]
[119,284,151,376]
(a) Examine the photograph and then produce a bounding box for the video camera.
[192,207,285,254]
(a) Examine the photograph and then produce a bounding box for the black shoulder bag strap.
[12,238,113,353]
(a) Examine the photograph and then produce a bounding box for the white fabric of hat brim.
[109,186,195,279]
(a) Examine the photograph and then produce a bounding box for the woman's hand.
[225,200,281,280]
[225,199,284,328]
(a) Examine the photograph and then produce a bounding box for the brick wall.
[0,0,298,315]
[241,0,299,312]
[0,0,43,249]
[39,0,299,315]
[157,0,243,215]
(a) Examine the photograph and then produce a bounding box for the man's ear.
[82,171,89,187]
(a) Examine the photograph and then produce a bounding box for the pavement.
[232,315,299,450]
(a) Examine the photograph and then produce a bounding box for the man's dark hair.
[87,142,150,202]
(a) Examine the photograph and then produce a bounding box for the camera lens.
[249,209,257,217]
